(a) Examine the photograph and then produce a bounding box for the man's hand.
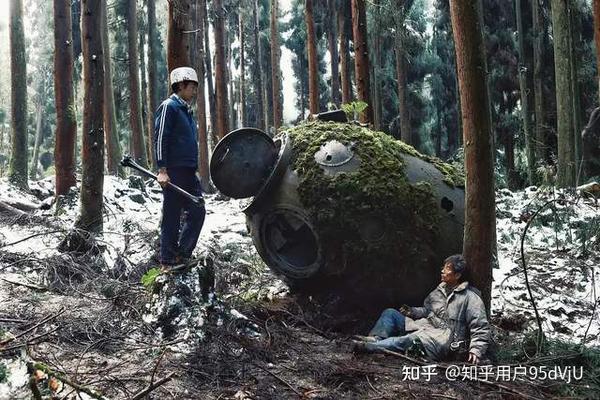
[399,304,412,317]
[157,169,170,188]
[468,352,480,364]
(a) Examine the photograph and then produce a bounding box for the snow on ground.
[1,177,599,346]
[493,186,600,344]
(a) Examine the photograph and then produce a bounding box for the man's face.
[441,262,461,286]
[180,82,198,102]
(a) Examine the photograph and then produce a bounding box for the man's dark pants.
[160,167,205,265]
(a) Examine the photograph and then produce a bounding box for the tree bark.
[271,0,282,130]
[305,0,319,114]
[126,0,148,168]
[239,10,246,126]
[516,0,534,185]
[102,0,123,176]
[327,0,340,107]
[551,0,576,187]
[532,0,545,163]
[568,3,582,183]
[253,0,265,130]
[147,0,159,169]
[203,0,217,143]
[594,0,600,103]
[54,0,77,195]
[168,0,192,71]
[338,3,352,104]
[449,0,495,312]
[139,5,150,166]
[195,0,211,190]
[227,28,236,132]
[351,0,373,123]
[213,0,229,139]
[371,0,382,130]
[396,32,410,144]
[78,0,105,232]
[30,91,44,180]
[9,0,28,190]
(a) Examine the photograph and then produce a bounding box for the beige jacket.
[405,281,491,360]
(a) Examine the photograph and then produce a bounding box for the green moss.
[283,121,454,272]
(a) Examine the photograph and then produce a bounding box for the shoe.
[352,340,379,353]
[352,335,381,343]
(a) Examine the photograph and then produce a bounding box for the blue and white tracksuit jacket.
[153,94,204,265]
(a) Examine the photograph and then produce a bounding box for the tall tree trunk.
[168,0,192,71]
[395,31,410,144]
[102,0,123,176]
[227,28,236,132]
[127,0,148,168]
[9,0,28,189]
[372,1,382,130]
[139,6,150,166]
[147,0,159,169]
[253,0,265,130]
[338,3,352,104]
[30,92,44,180]
[449,0,495,312]
[593,0,600,103]
[516,0,534,186]
[78,0,105,232]
[195,0,211,191]
[271,0,282,130]
[351,0,373,123]
[551,0,576,187]
[54,0,77,195]
[327,0,340,107]
[203,0,217,143]
[305,0,319,114]
[239,11,246,126]
[213,0,229,139]
[532,0,545,163]
[568,3,582,183]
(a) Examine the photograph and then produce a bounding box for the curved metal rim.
[243,133,292,214]
[258,205,322,280]
[209,127,276,199]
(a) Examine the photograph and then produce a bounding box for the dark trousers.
[160,167,205,265]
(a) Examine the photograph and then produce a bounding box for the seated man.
[354,254,490,364]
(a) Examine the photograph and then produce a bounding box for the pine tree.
[306,0,319,114]
[8,0,28,189]
[102,0,123,176]
[196,0,210,189]
[351,0,373,123]
[271,0,283,130]
[214,0,229,139]
[53,0,77,195]
[126,0,148,167]
[449,0,495,311]
[77,0,105,232]
[551,0,576,187]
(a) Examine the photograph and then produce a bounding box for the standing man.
[154,67,205,269]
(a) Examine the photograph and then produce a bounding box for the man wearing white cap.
[153,67,205,268]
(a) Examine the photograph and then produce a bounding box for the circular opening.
[260,208,320,279]
[441,197,454,212]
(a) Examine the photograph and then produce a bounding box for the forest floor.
[0,176,599,399]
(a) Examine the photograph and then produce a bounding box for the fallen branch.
[252,362,302,396]
[0,307,65,347]
[130,371,176,400]
[28,361,107,400]
[0,326,60,353]
[0,277,47,292]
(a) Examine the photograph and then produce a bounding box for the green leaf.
[141,267,161,289]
